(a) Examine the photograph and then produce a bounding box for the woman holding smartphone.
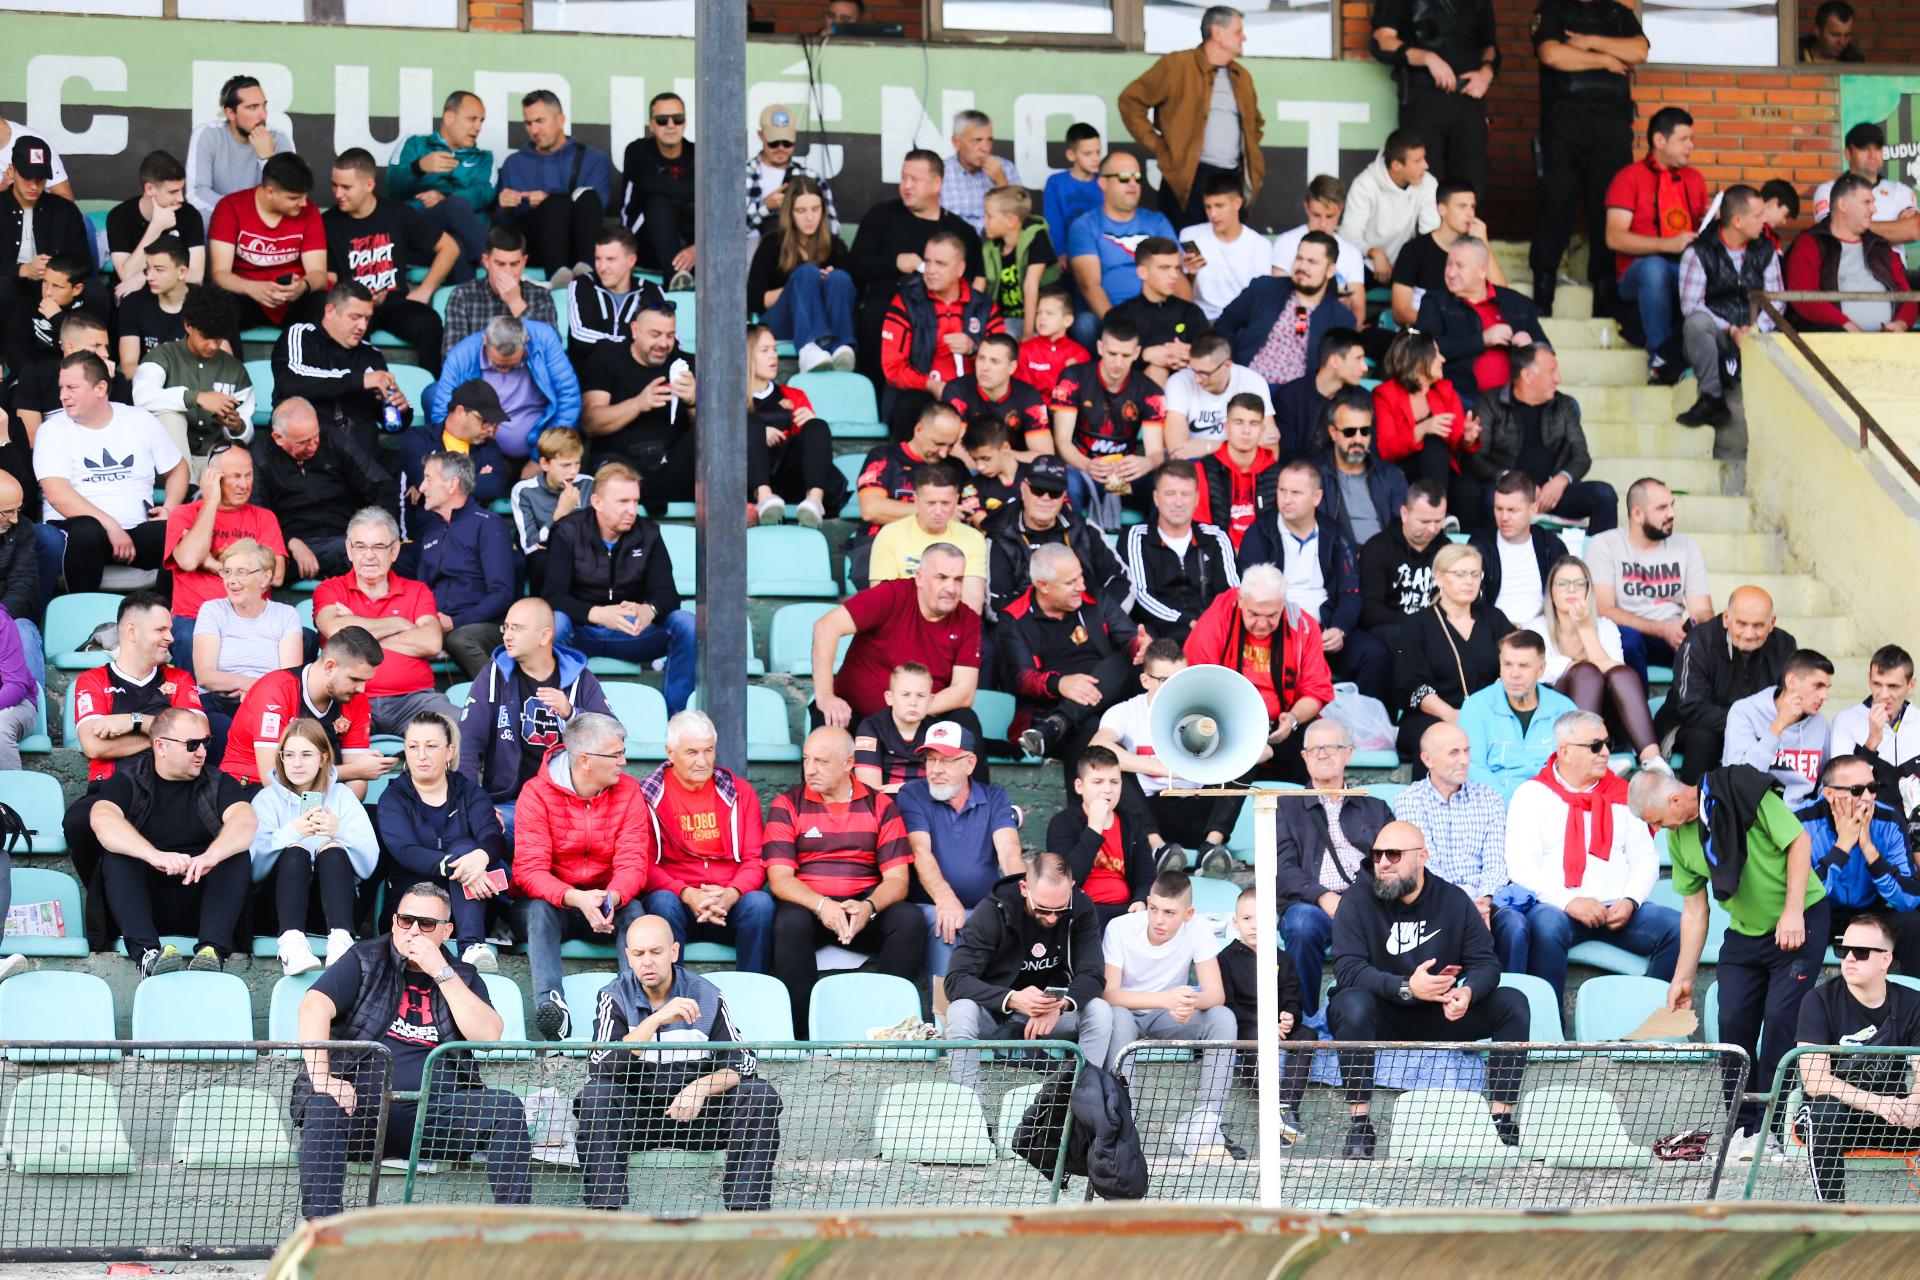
[375,709,510,972]
[250,717,380,975]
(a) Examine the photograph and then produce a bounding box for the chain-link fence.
[1744,1046,1920,1205]
[397,1040,1086,1214]
[0,1041,390,1261]
[1113,1039,1750,1208]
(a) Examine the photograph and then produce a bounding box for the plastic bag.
[1320,683,1394,750]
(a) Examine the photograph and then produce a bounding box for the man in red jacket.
[1785,171,1920,335]
[879,230,1005,439]
[512,711,654,1039]
[638,709,774,974]
[1182,563,1336,785]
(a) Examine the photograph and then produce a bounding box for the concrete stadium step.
[1502,279,1593,321]
[1581,421,1715,460]
[1660,494,1761,534]
[1707,573,1835,616]
[1540,318,1623,351]
[1560,384,1686,420]
[1774,614,1857,656]
[1588,457,1727,496]
[1688,533,1786,573]
[1554,348,1653,386]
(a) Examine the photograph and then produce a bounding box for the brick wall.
[464,1,923,36]
[1339,0,1845,240]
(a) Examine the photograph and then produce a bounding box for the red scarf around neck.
[1531,761,1631,889]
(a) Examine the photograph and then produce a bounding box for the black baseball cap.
[10,137,52,181]
[447,379,506,423]
[1026,454,1070,495]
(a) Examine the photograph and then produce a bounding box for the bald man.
[1413,235,1547,407]
[1656,584,1798,784]
[0,470,44,681]
[572,915,783,1212]
[1394,721,1523,970]
[456,595,613,836]
[1327,817,1531,1159]
[763,727,924,1036]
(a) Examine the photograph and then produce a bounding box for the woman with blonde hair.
[193,536,302,716]
[250,717,379,975]
[746,173,856,372]
[1391,541,1512,770]
[1528,553,1666,770]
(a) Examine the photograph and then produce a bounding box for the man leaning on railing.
[292,882,532,1219]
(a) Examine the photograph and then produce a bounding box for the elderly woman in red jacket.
[1371,328,1484,531]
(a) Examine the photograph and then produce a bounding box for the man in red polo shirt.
[879,229,1005,439]
[1604,106,1708,385]
[207,153,328,330]
[311,507,457,735]
[812,539,985,719]
[164,443,285,669]
[220,625,393,795]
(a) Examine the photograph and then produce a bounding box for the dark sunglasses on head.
[654,113,686,125]
[1370,845,1422,864]
[1830,782,1877,797]
[1336,426,1373,438]
[1101,171,1144,184]
[394,912,450,931]
[1838,944,1889,960]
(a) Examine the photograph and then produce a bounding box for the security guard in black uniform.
[1527,0,1648,318]
[1371,0,1500,198]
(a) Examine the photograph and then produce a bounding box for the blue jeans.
[169,615,196,677]
[1620,255,1680,367]
[1527,899,1683,1002]
[496,801,516,844]
[1490,904,1529,974]
[764,262,857,354]
[552,607,696,713]
[642,887,775,974]
[15,619,43,687]
[917,902,968,980]
[1616,626,1677,689]
[1281,900,1335,1014]
[519,893,648,1007]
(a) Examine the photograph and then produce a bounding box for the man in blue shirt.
[412,449,518,679]
[495,90,615,285]
[1066,150,1179,349]
[893,721,1025,981]
[1800,753,1920,976]
[1459,630,1578,800]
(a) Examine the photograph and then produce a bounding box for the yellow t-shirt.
[867,515,989,583]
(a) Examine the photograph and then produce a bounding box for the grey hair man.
[944,107,1021,234]
[313,506,458,735]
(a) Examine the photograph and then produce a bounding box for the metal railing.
[1749,288,1920,489]
[1744,1045,1920,1204]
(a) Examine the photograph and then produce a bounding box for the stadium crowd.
[0,0,1917,1212]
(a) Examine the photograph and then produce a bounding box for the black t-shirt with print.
[853,710,930,789]
[509,665,566,792]
[1797,977,1920,1096]
[324,202,443,297]
[114,286,195,360]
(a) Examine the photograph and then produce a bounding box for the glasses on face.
[219,565,266,578]
[1838,944,1889,961]
[348,540,396,555]
[1551,577,1591,591]
[1371,845,1423,864]
[764,139,795,149]
[1026,895,1074,920]
[1303,743,1353,757]
[1336,427,1373,439]
[578,749,626,763]
[654,113,686,126]
[1573,738,1610,755]
[393,912,451,932]
[1101,172,1144,184]
[157,735,212,752]
[1830,782,1877,797]
[1189,361,1228,379]
[1443,568,1484,581]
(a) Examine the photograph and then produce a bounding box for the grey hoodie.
[1723,684,1831,808]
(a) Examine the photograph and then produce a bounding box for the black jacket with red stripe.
[999,588,1138,703]
[1194,446,1280,550]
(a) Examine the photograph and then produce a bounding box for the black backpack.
[1011,1062,1149,1200]
[0,801,31,856]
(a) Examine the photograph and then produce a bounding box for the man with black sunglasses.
[1314,388,1406,551]
[621,92,698,292]
[747,103,836,241]
[1328,818,1530,1158]
[1798,755,1920,977]
[1792,913,1920,1202]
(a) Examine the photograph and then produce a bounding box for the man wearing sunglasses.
[1065,152,1179,350]
[1797,755,1920,977]
[294,882,531,1218]
[620,93,698,293]
[1328,819,1531,1158]
[747,103,836,242]
[1313,388,1405,553]
[945,852,1112,1106]
[1791,913,1920,1202]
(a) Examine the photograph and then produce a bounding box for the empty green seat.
[790,371,886,440]
[1572,975,1673,1042]
[811,972,930,1060]
[18,686,51,754]
[3,1074,135,1174]
[0,971,117,1063]
[2,868,89,958]
[172,1086,295,1168]
[1189,876,1240,917]
[0,770,67,853]
[1385,1088,1522,1169]
[768,601,841,675]
[706,970,799,1060]
[746,525,838,597]
[245,359,276,426]
[832,452,864,515]
[1365,782,1408,806]
[45,592,121,670]
[392,364,435,414]
[1515,1086,1648,1169]
[1498,972,1566,1043]
[478,972,533,1059]
[445,681,472,708]
[657,524,698,597]
[1349,748,1400,771]
[873,1080,996,1165]
[601,682,669,760]
[131,971,255,1060]
[972,689,1041,763]
[267,971,325,1056]
[744,685,800,763]
[560,970,617,1042]
[995,1080,1046,1158]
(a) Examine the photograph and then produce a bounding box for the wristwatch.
[431,964,456,985]
[131,711,145,732]
[1398,980,1413,1003]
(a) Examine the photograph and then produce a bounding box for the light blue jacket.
[1460,682,1580,801]
[430,319,581,455]
[249,775,381,882]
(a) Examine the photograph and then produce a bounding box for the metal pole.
[1252,789,1282,1207]
[694,0,749,773]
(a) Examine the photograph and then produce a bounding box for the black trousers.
[1673,722,1725,786]
[633,193,696,275]
[575,1076,782,1211]
[522,190,607,276]
[418,196,486,280]
[100,847,250,958]
[273,845,360,935]
[1529,99,1635,311]
[771,898,923,1037]
[1328,627,1393,701]
[1401,85,1489,197]
[1328,984,1530,1106]
[1193,731,1311,845]
[54,517,168,594]
[592,427,697,515]
[1716,903,1830,1135]
[1395,437,1483,533]
[369,296,445,376]
[297,1075,533,1218]
[750,417,843,507]
[1797,1096,1920,1202]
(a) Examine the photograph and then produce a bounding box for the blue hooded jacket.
[455,642,613,804]
[1798,798,1920,911]
[431,319,582,455]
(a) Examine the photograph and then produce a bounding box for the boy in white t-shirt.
[1091,639,1235,874]
[1178,172,1273,322]
[1102,870,1240,1155]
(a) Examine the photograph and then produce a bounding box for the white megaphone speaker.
[1147,663,1268,786]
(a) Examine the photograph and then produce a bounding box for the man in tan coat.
[1119,5,1267,232]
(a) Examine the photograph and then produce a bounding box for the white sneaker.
[829,344,857,372]
[667,268,696,293]
[0,953,27,983]
[461,943,498,974]
[795,496,825,528]
[1764,1132,1786,1163]
[278,929,322,977]
[757,493,787,525]
[797,341,834,373]
[1642,754,1675,776]
[1727,1128,1759,1162]
[546,265,576,291]
[324,929,355,967]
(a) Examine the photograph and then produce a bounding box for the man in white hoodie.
[1723,649,1835,809]
[1337,129,1440,283]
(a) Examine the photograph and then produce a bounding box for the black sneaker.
[1018,713,1069,759]
[1648,361,1685,387]
[1344,1116,1376,1160]
[535,991,571,1041]
[1155,843,1190,875]
[1197,842,1236,878]
[1222,1132,1249,1160]
[1676,393,1729,428]
[1493,1112,1520,1147]
[139,945,184,978]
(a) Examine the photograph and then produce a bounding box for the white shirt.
[1830,699,1920,771]
[1525,611,1625,685]
[1,119,68,188]
[33,404,184,530]
[1494,536,1544,624]
[1097,692,1200,796]
[1179,221,1271,321]
[1271,223,1365,296]
[1504,767,1658,910]
[1277,523,1328,620]
[1164,362,1273,445]
[1102,909,1221,993]
[1812,175,1918,224]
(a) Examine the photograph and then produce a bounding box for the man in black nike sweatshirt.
[1328,818,1530,1158]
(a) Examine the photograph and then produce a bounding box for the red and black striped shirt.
[763,780,913,898]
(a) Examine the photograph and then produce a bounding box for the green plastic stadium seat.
[769,602,842,675]
[391,364,435,414]
[705,970,799,1059]
[3,1073,136,1174]
[972,689,1042,764]
[790,370,886,440]
[1572,975,1673,1042]
[445,681,472,708]
[832,452,864,516]
[241,325,280,346]
[1498,972,1566,1043]
[363,771,394,807]
[1515,1086,1648,1168]
[267,972,324,1052]
[1566,938,1652,977]
[45,592,121,670]
[131,971,255,1060]
[0,770,67,854]
[682,941,736,963]
[995,1080,1045,1158]
[746,526,839,597]
[2,868,89,958]
[1223,782,1304,862]
[1647,878,1728,964]
[250,933,337,960]
[478,972,533,1059]
[744,685,801,762]
[1189,876,1240,916]
[1385,1088,1523,1169]
[601,682,669,760]
[657,524,698,597]
[0,971,117,1063]
[245,360,276,426]
[560,971,617,1042]
[18,686,52,754]
[368,329,407,350]
[665,291,695,350]
[172,1086,295,1167]
[812,972,930,1059]
[430,286,453,319]
[1364,782,1408,806]
[1349,748,1400,771]
[874,1080,996,1165]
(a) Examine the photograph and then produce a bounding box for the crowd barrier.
[1745,1046,1920,1205]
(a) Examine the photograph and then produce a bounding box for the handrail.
[1749,289,1920,489]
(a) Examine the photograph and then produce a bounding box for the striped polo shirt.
[763,780,913,898]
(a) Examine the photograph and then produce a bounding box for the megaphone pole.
[1251,786,1283,1209]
